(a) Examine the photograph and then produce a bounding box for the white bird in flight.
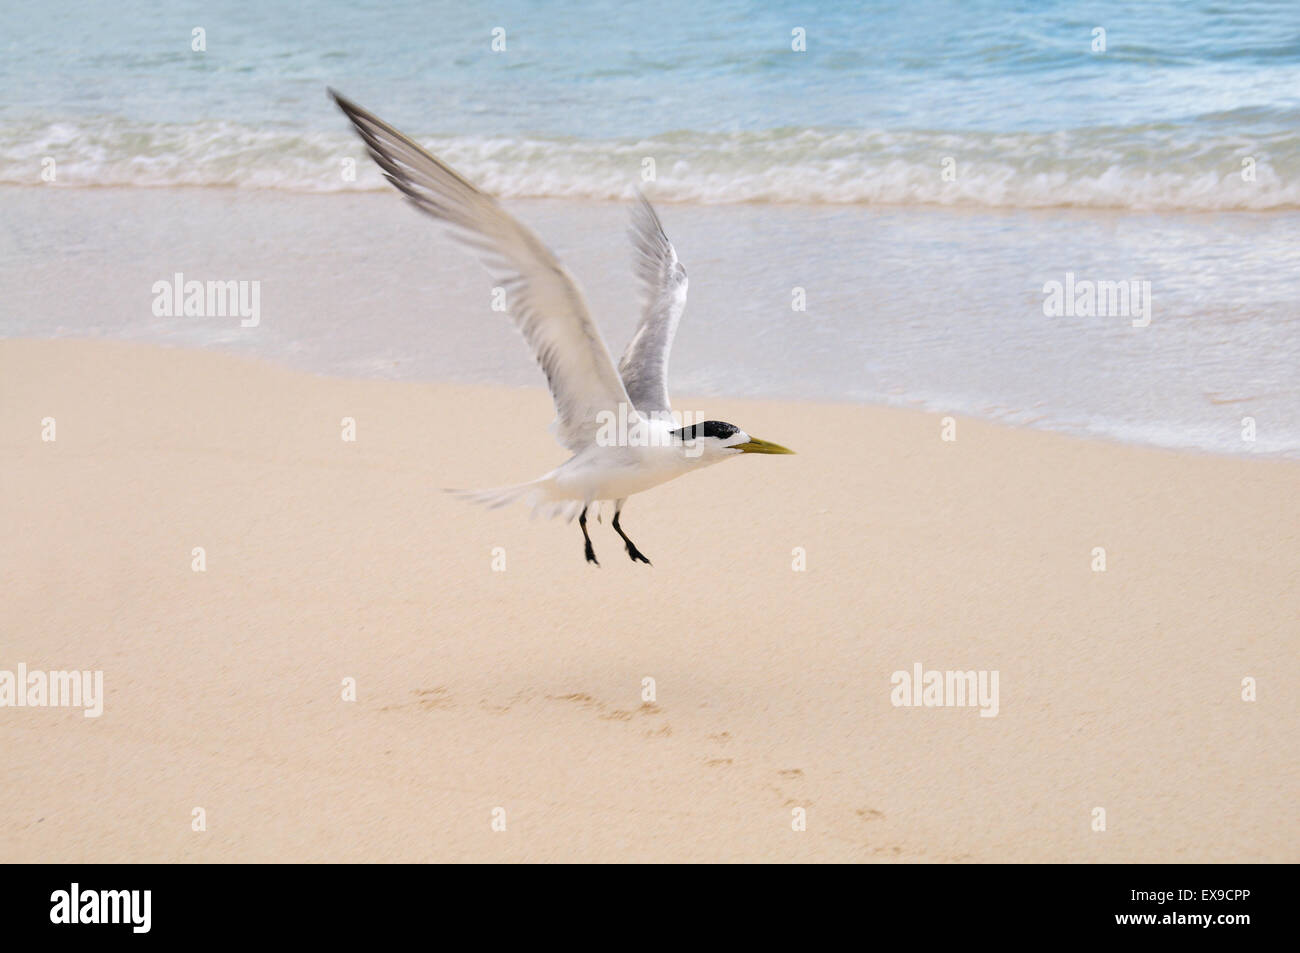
[331,90,794,565]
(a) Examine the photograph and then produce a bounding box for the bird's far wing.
[330,90,635,452]
[618,193,688,418]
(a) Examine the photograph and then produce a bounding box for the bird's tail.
[444,478,586,523]
[445,480,539,510]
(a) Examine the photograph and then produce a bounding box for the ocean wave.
[4,117,1299,211]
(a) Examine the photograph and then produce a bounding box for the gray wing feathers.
[618,193,688,417]
[330,89,634,451]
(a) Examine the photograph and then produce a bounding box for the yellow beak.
[737,436,795,455]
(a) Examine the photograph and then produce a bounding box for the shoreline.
[3,338,1296,862]
[5,185,1296,460]
[7,332,1296,465]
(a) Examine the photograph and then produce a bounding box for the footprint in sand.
[379,687,453,712]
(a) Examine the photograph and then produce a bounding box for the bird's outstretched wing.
[618,193,688,417]
[330,89,636,452]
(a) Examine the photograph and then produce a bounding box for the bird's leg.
[579,505,599,566]
[612,499,651,565]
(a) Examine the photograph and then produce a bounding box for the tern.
[330,90,794,565]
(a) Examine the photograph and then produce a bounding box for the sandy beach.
[1,337,1295,862]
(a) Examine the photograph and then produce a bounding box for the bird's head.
[669,421,795,460]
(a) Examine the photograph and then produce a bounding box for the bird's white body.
[469,418,749,522]
[331,89,792,562]
[555,442,700,504]
[551,422,740,499]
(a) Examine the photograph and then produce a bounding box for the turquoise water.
[3,0,1300,207]
[1,1,1297,456]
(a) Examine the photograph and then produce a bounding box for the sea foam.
[6,119,1298,211]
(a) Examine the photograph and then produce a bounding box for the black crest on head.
[671,420,740,442]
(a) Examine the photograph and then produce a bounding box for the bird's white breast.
[551,419,720,502]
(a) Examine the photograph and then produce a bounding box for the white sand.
[1,339,1295,861]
